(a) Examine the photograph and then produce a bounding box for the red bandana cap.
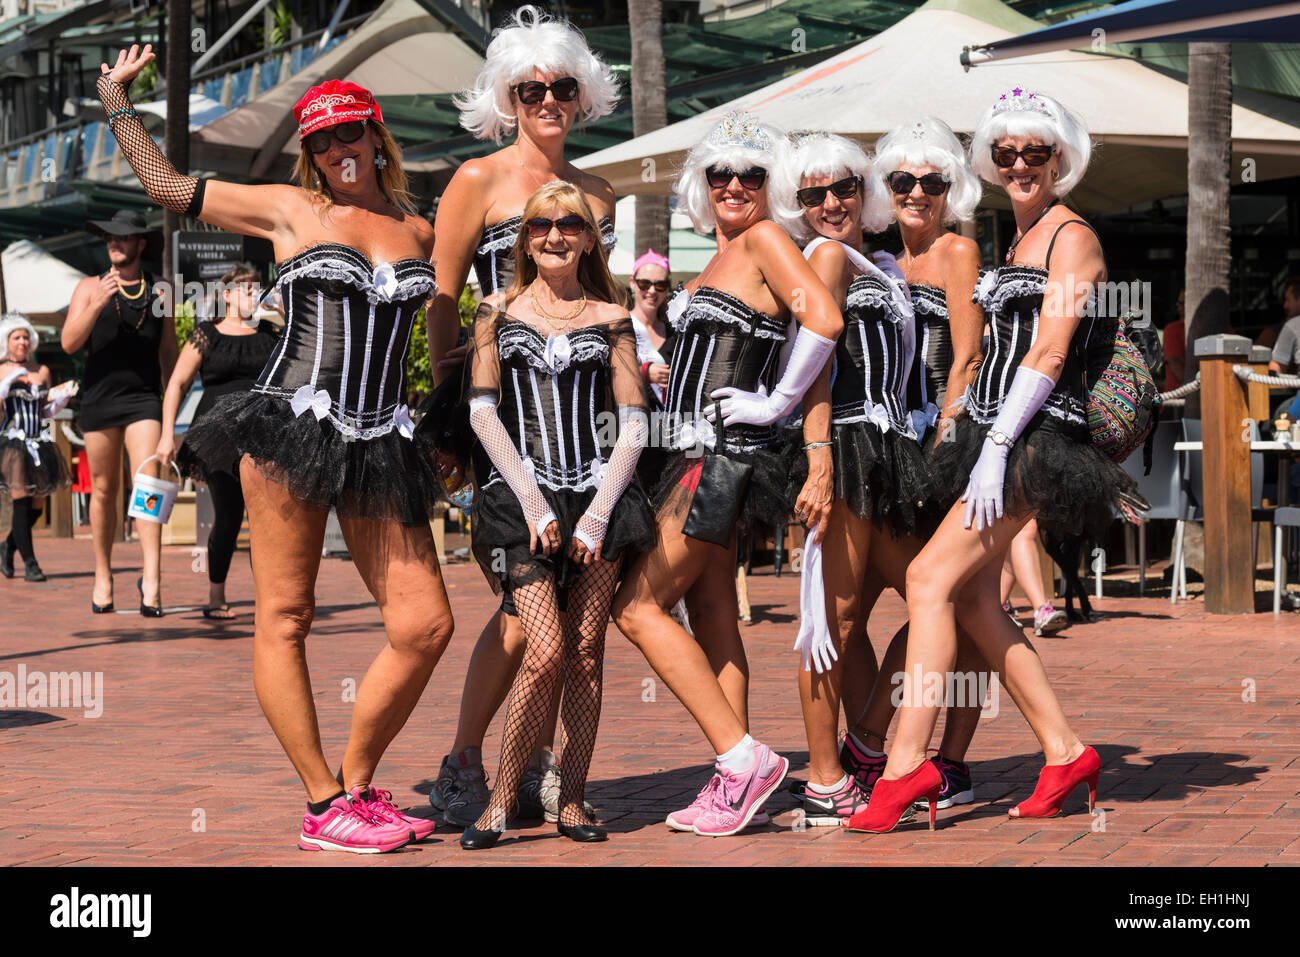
[293,80,383,140]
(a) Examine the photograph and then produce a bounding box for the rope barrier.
[1157,374,1201,402]
[1233,365,1300,389]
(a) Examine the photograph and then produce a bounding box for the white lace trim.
[483,456,608,494]
[911,292,948,317]
[669,296,787,341]
[497,325,611,374]
[846,281,908,324]
[968,396,1085,427]
[252,384,412,441]
[832,399,916,439]
[276,257,436,305]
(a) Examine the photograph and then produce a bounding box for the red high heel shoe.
[1009,746,1100,819]
[845,760,942,833]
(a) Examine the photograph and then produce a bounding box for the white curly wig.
[769,131,892,243]
[453,5,620,144]
[675,111,785,234]
[969,88,1092,198]
[0,313,38,356]
[874,117,981,225]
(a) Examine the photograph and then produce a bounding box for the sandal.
[203,604,237,620]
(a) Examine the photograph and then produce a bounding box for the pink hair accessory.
[632,248,670,276]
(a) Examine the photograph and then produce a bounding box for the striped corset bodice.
[473,214,617,295]
[905,282,954,419]
[832,273,913,435]
[254,244,437,440]
[662,286,787,453]
[2,386,46,439]
[968,265,1090,427]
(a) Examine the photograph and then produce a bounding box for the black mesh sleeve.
[97,74,203,216]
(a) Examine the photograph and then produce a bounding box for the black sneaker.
[0,540,13,579]
[516,767,546,820]
[915,751,974,810]
[438,752,491,829]
[23,561,46,583]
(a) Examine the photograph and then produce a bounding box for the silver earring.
[375,153,388,169]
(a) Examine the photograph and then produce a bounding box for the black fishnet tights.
[97,76,200,214]
[476,557,620,832]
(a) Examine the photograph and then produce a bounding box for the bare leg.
[611,495,747,755]
[799,499,872,787]
[684,542,749,730]
[337,512,454,790]
[840,565,885,748]
[449,610,524,754]
[886,502,1084,783]
[123,418,164,607]
[1009,519,1049,610]
[241,458,338,803]
[82,427,123,607]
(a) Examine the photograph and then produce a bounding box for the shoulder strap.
[1044,219,1101,270]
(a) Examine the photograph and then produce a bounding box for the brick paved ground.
[1,528,1298,867]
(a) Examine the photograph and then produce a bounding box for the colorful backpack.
[1085,311,1158,463]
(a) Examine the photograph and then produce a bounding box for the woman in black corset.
[459,182,653,848]
[610,111,843,837]
[97,45,451,853]
[156,264,277,620]
[854,89,1145,832]
[62,208,177,615]
[0,313,76,582]
[425,4,620,829]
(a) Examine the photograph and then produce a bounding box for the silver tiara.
[705,110,772,152]
[992,88,1053,118]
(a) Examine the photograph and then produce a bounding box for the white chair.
[1274,507,1300,615]
[1122,419,1182,596]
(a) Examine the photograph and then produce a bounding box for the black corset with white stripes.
[1,385,45,440]
[491,321,616,492]
[663,286,787,453]
[905,283,954,418]
[473,215,617,294]
[832,274,912,435]
[254,244,437,440]
[968,265,1090,427]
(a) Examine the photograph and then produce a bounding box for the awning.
[1,239,88,319]
[963,0,1300,67]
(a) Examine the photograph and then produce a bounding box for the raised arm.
[572,319,648,564]
[96,45,297,244]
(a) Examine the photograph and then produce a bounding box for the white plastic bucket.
[127,455,182,525]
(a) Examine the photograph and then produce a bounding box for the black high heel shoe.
[137,576,163,618]
[557,821,608,843]
[459,825,504,850]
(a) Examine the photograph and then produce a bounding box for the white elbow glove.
[0,366,27,402]
[962,367,1055,531]
[42,381,78,418]
[707,326,835,428]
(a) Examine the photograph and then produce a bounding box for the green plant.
[173,298,196,350]
[135,60,159,97]
[269,0,293,47]
[403,286,480,398]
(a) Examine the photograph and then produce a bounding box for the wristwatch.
[987,429,1014,449]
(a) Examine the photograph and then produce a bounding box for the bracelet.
[803,440,831,450]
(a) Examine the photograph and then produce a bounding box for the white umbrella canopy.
[577,0,1300,213]
[1,240,88,321]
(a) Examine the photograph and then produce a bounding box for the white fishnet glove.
[469,396,557,547]
[573,406,648,558]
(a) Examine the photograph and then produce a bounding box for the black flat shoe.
[459,825,504,850]
[0,540,13,579]
[557,821,608,843]
[23,562,46,582]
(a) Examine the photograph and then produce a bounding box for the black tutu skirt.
[788,421,935,538]
[180,392,443,525]
[929,412,1147,540]
[0,437,70,496]
[472,479,656,611]
[650,444,790,540]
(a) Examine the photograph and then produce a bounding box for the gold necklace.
[530,283,587,325]
[115,275,146,300]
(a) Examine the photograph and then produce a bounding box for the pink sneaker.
[298,793,413,853]
[692,743,789,837]
[357,786,436,842]
[666,774,721,831]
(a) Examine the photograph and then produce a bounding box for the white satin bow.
[543,333,572,373]
[393,404,414,439]
[372,263,399,301]
[290,384,332,420]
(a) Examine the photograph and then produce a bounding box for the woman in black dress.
[157,264,278,619]
[0,313,76,581]
[97,44,451,852]
[62,209,177,614]
[459,181,652,847]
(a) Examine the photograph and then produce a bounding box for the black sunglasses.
[633,278,670,293]
[304,120,367,155]
[796,175,863,208]
[525,215,589,238]
[887,171,951,196]
[705,166,767,191]
[991,144,1055,168]
[515,77,580,105]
